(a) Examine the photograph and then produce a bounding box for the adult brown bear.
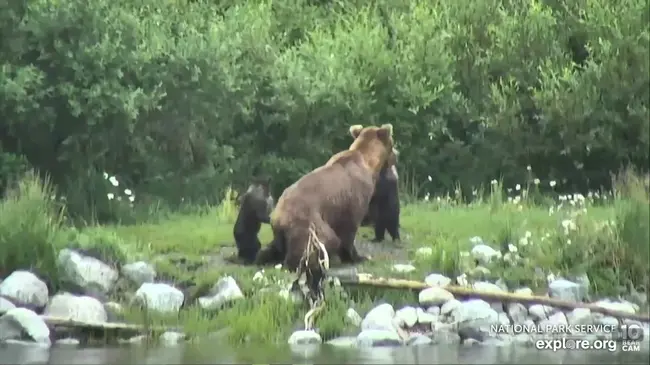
[254,124,396,271]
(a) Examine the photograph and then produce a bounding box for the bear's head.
[348,124,396,175]
[242,176,274,220]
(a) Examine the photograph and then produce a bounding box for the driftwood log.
[336,273,650,323]
[41,315,177,337]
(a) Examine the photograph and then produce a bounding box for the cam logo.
[614,324,644,352]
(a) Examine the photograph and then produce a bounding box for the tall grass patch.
[0,171,65,289]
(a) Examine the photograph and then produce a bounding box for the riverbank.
[0,172,648,348]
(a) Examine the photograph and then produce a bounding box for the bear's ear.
[377,123,393,140]
[349,125,363,138]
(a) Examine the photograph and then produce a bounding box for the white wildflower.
[128,195,135,202]
[274,264,282,270]
[107,193,115,200]
[515,184,521,191]
[253,271,265,282]
[108,176,119,187]
[550,180,557,187]
[533,178,540,185]
[424,193,430,202]
[428,175,432,182]
[124,189,132,196]
[527,165,532,171]
[525,231,532,238]
[547,273,556,283]
[519,237,529,246]
[559,195,567,201]
[491,179,498,185]
[567,239,572,245]
[508,244,518,253]
[103,172,109,179]
[456,274,469,287]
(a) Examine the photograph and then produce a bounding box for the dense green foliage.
[1,0,648,221]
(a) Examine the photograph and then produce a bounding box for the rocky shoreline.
[1,242,649,351]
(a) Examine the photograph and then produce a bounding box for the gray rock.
[538,312,568,331]
[498,312,511,326]
[0,296,17,315]
[528,304,554,321]
[197,276,244,311]
[595,315,619,327]
[592,299,637,314]
[0,271,49,309]
[1,339,50,364]
[346,308,362,327]
[288,330,322,345]
[407,334,433,346]
[495,278,509,291]
[356,329,402,347]
[548,279,585,302]
[392,264,416,273]
[419,287,454,306]
[326,336,357,347]
[571,273,591,299]
[431,322,461,344]
[451,300,500,339]
[133,283,184,313]
[57,249,119,294]
[44,292,107,323]
[566,308,594,326]
[121,261,156,286]
[417,307,438,324]
[507,303,528,325]
[55,338,80,346]
[424,273,451,288]
[160,331,186,346]
[361,303,396,331]
[472,281,507,312]
[440,299,462,316]
[394,306,418,328]
[119,335,147,344]
[0,307,51,345]
[471,244,501,265]
[514,287,533,296]
[104,301,124,321]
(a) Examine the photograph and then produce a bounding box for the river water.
[1,341,649,364]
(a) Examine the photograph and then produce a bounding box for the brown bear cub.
[362,158,401,243]
[254,124,396,271]
[233,177,274,264]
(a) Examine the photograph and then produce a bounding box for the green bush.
[0,171,65,289]
[0,0,647,222]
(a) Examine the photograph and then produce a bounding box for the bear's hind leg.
[239,236,262,264]
[338,230,370,264]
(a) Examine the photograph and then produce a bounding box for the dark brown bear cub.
[365,162,400,243]
[255,124,396,271]
[233,178,274,264]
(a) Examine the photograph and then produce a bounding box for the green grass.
[1,170,648,344]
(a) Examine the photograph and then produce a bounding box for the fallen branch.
[337,273,650,323]
[41,315,177,336]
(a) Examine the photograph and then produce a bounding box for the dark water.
[1,342,649,365]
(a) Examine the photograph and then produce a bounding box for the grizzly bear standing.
[363,161,401,243]
[255,124,396,271]
[233,177,274,264]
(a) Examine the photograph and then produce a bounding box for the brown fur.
[255,124,396,271]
